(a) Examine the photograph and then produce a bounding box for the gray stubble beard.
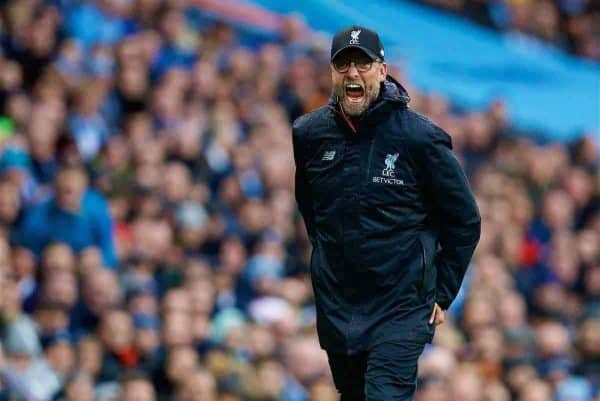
[333,81,381,116]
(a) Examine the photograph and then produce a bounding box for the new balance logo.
[322,150,336,161]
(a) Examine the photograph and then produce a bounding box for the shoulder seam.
[293,106,331,137]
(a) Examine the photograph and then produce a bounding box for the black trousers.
[327,341,426,401]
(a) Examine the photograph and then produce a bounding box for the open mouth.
[345,83,364,101]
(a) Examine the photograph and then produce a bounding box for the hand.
[429,303,445,326]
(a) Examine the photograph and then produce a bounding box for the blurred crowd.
[0,0,598,401]
[410,0,600,61]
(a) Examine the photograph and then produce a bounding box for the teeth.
[346,84,362,90]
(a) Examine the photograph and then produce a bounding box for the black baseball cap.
[330,25,385,62]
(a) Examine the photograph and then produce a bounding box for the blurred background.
[0,0,597,401]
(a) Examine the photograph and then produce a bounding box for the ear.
[379,62,388,82]
[331,64,340,82]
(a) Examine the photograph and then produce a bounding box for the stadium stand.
[407,0,600,62]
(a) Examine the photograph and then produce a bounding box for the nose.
[345,62,360,78]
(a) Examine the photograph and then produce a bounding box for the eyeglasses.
[332,58,380,73]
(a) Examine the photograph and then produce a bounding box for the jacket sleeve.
[95,198,117,269]
[292,123,316,244]
[10,207,46,258]
[85,191,117,269]
[417,124,481,310]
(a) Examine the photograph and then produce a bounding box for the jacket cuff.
[437,296,452,310]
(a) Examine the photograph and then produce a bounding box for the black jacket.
[292,76,481,354]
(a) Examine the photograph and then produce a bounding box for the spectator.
[67,82,111,161]
[70,269,121,336]
[12,164,117,268]
[60,371,95,401]
[1,275,61,400]
[97,309,137,383]
[120,371,156,401]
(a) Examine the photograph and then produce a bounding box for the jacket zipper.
[366,138,375,182]
[328,104,377,183]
